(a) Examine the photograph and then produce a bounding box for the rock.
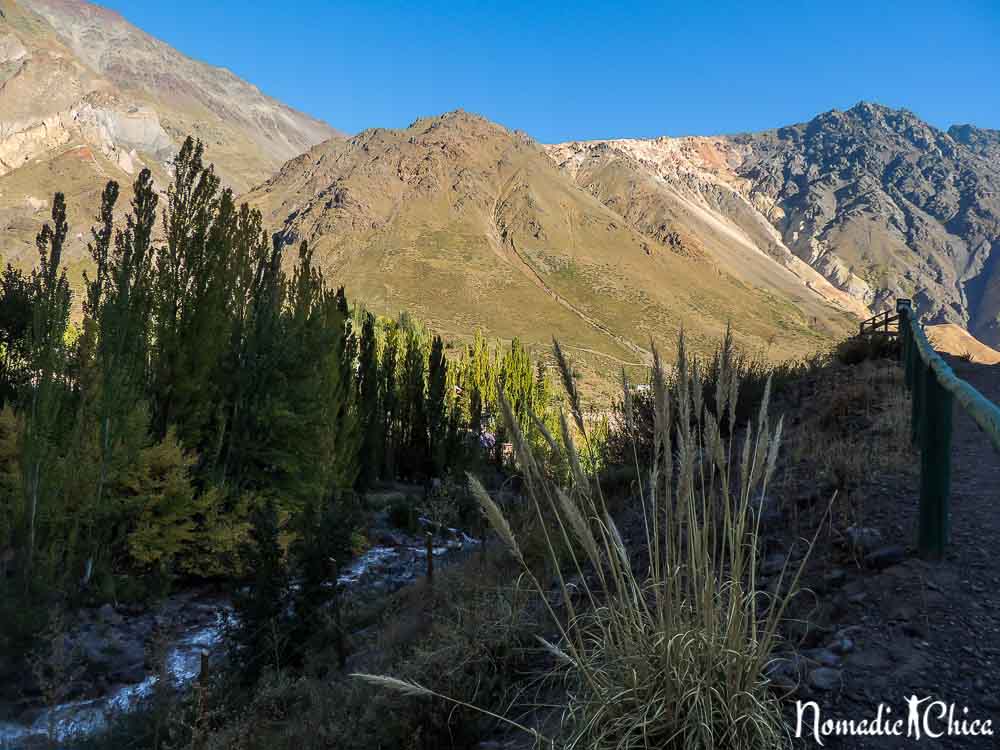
[761,552,786,576]
[787,619,834,649]
[376,531,406,547]
[0,33,28,65]
[803,648,841,667]
[97,604,122,626]
[864,545,906,570]
[822,568,847,590]
[846,526,883,553]
[766,653,806,681]
[828,637,856,655]
[888,603,917,622]
[808,667,842,692]
[109,663,146,684]
[901,621,928,639]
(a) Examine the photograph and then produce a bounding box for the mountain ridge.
[247,109,857,389]
[548,101,1000,346]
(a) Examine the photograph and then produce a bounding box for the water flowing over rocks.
[0,525,479,748]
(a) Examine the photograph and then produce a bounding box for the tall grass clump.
[606,325,820,471]
[356,331,813,749]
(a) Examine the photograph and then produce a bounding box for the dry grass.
[775,357,914,535]
[359,331,819,749]
[787,360,912,491]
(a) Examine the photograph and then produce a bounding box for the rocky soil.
[769,355,1000,748]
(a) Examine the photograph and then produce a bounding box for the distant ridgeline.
[0,138,560,643]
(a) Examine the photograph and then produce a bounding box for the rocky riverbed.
[0,523,478,749]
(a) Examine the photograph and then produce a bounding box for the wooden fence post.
[897,299,913,389]
[425,532,434,584]
[918,366,953,559]
[329,557,346,669]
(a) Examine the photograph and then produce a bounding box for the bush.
[360,334,817,749]
[605,325,817,471]
[835,333,899,365]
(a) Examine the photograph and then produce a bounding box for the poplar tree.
[356,312,381,489]
[379,324,400,479]
[426,335,448,475]
[400,326,429,477]
[0,265,31,407]
[21,193,72,583]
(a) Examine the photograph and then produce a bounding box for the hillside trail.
[488,175,652,363]
[808,356,1000,749]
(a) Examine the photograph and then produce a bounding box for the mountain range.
[3,0,1000,380]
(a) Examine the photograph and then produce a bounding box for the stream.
[0,526,479,749]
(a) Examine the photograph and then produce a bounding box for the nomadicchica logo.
[795,696,994,745]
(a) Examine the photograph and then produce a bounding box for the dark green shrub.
[387,496,419,532]
[835,333,899,365]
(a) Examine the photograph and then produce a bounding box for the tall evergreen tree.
[21,193,72,583]
[355,312,381,489]
[426,335,448,476]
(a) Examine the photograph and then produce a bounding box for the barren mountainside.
[249,111,857,383]
[0,0,339,268]
[550,103,1000,346]
[4,3,997,367]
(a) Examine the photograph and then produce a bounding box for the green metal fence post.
[918,366,953,559]
[897,300,913,390]
[912,358,926,446]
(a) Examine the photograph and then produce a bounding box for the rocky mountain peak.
[949,123,1000,161]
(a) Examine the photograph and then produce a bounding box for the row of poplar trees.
[0,138,557,657]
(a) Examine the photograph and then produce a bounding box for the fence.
[859,308,900,339]
[892,299,1000,559]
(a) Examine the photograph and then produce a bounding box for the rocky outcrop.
[735,103,1000,345]
[0,95,173,177]
[949,124,1000,162]
[18,0,341,191]
[545,137,872,319]
[0,31,27,63]
[549,103,1000,346]
[0,0,339,268]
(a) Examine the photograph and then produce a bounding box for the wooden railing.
[894,299,1000,559]
[858,308,899,339]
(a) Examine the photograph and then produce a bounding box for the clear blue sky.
[100,0,999,142]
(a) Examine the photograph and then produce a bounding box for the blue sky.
[100,0,999,142]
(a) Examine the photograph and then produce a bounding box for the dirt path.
[489,176,652,363]
[793,357,1000,748]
